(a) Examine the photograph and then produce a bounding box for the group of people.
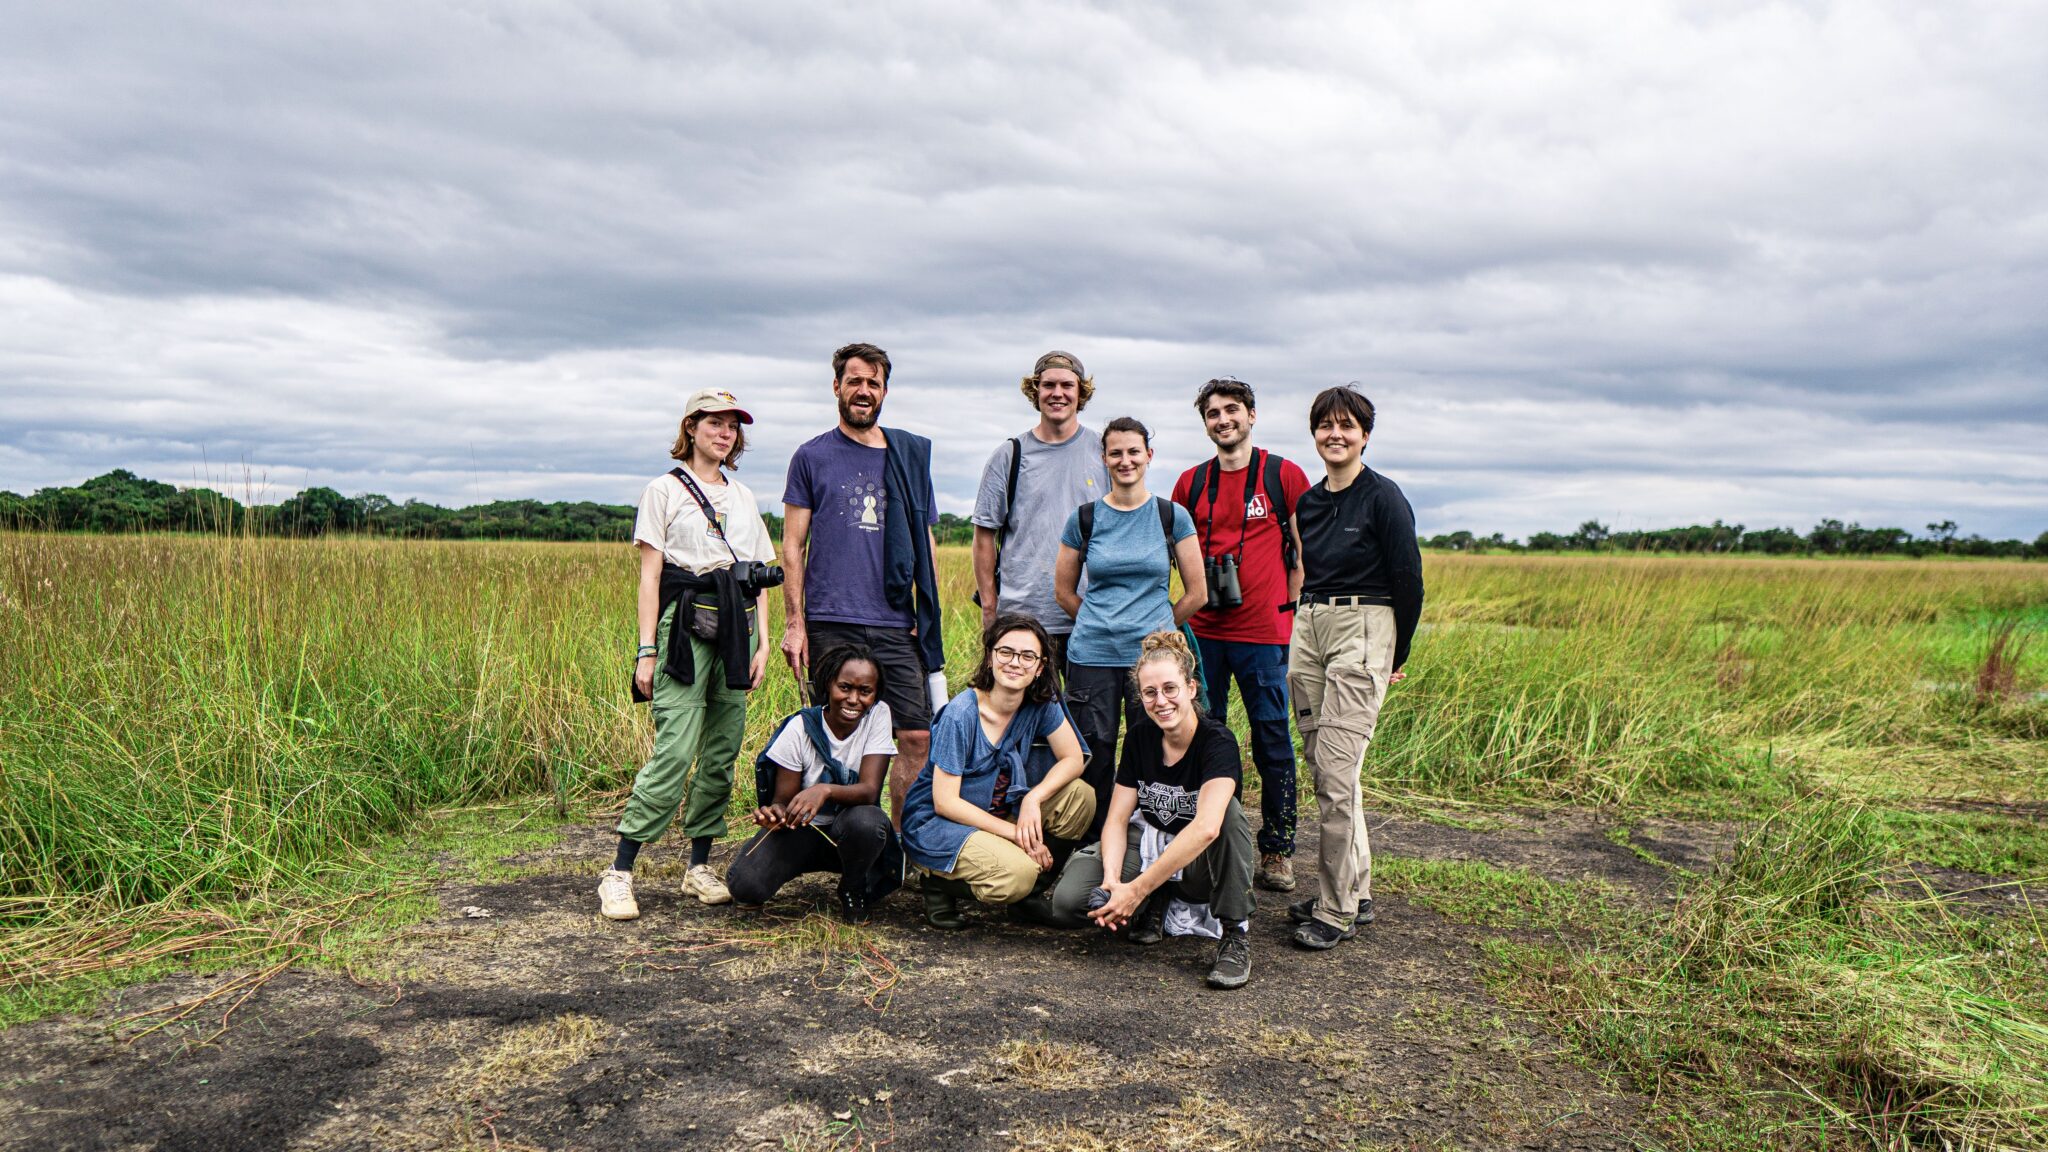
[600,343,1424,989]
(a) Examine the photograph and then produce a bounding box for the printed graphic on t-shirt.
[1136,780,1200,829]
[839,480,887,532]
[1246,492,1270,520]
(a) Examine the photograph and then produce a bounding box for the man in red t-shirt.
[1172,378,1312,893]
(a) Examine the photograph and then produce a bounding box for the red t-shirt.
[1172,452,1312,645]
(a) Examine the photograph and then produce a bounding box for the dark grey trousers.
[1049,797,1257,923]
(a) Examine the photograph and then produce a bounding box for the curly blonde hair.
[1129,629,1201,708]
[1019,351,1096,413]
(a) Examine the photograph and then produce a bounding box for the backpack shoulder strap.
[753,712,805,807]
[994,437,1023,545]
[1155,496,1177,554]
[1077,500,1095,558]
[1180,460,1211,519]
[1261,451,1301,571]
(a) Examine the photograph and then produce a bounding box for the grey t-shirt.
[971,426,1108,635]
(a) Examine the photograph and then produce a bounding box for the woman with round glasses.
[899,613,1094,928]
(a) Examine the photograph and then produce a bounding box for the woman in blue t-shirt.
[1054,416,1207,837]
[900,614,1094,929]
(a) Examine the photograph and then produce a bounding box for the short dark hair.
[970,613,1058,705]
[1194,377,1256,415]
[1309,385,1375,434]
[810,643,884,707]
[833,343,892,386]
[1100,415,1152,451]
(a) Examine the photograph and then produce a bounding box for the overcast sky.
[3,2,2044,538]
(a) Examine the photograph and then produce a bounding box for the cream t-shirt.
[633,469,777,573]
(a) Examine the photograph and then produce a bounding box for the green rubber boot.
[921,874,974,930]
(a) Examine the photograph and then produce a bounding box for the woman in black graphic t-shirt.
[1050,630,1259,990]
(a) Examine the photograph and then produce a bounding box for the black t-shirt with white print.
[1114,715,1243,835]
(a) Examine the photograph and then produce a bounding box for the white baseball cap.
[683,388,754,424]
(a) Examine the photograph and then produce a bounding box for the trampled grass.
[3,533,2046,1146]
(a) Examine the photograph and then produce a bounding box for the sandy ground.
[3,810,1745,1151]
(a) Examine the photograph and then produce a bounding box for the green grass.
[3,533,2046,1147]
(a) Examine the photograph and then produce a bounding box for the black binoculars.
[1204,554,1243,611]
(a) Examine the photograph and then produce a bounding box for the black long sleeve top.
[1295,465,1425,669]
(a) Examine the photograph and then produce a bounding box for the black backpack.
[1177,448,1299,570]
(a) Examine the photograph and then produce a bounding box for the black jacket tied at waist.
[658,563,753,691]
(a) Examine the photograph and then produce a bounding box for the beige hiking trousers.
[1288,601,1396,929]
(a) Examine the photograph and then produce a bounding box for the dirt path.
[3,813,1732,1151]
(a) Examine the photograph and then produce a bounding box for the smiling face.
[1137,658,1197,732]
[1033,368,1081,424]
[689,411,741,465]
[834,357,888,430]
[1314,409,1367,468]
[1202,395,1254,450]
[824,658,880,732]
[1102,428,1153,488]
[987,627,1045,693]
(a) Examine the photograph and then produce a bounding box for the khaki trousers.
[937,779,1097,905]
[1288,601,1396,930]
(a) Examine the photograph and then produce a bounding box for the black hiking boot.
[921,875,972,930]
[1126,895,1167,946]
[1288,897,1371,929]
[1207,926,1252,990]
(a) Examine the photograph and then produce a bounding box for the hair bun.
[1139,629,1190,657]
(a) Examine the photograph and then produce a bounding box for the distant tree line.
[0,469,759,542]
[1424,518,2048,559]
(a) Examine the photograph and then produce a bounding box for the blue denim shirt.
[900,688,1086,873]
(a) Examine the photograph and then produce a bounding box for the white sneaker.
[598,868,639,920]
[682,863,732,905]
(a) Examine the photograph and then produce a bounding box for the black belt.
[1299,592,1392,607]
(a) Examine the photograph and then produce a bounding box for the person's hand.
[753,804,788,829]
[1013,793,1045,859]
[781,623,808,680]
[749,642,769,691]
[634,655,656,698]
[1389,669,1407,685]
[981,604,997,633]
[1089,879,1146,929]
[786,785,830,826]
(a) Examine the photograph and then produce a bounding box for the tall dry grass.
[4,536,2044,918]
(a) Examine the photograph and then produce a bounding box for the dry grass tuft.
[456,1013,602,1099]
[1976,617,2036,704]
[985,1037,1111,1089]
[1011,1092,1266,1151]
[631,913,903,1010]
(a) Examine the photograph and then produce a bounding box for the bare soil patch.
[1,813,1744,1151]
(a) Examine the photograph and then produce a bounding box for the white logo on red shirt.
[1246,493,1271,520]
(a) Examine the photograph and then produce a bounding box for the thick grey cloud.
[2,1,2044,537]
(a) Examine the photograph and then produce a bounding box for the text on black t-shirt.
[1114,716,1243,834]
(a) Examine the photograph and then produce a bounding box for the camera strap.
[1195,453,1257,562]
[668,466,743,568]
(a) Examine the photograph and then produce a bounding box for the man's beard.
[840,396,881,430]
[1209,427,1247,450]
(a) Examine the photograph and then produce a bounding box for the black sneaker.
[836,884,871,924]
[1287,897,1373,927]
[1207,927,1252,989]
[1127,896,1166,946]
[1292,918,1351,950]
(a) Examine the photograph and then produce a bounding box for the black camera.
[1205,554,1243,611]
[729,560,786,596]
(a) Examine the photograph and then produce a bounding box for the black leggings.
[725,804,898,907]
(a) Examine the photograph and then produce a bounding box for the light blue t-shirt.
[1060,497,1196,667]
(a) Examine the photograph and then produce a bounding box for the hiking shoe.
[1207,927,1252,990]
[681,863,732,905]
[1292,918,1351,950]
[1256,853,1297,892]
[921,874,972,930]
[597,869,639,921]
[836,884,871,924]
[1127,896,1166,946]
[1287,896,1372,927]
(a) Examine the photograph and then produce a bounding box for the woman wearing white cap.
[600,388,780,920]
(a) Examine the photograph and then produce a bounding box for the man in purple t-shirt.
[781,342,940,820]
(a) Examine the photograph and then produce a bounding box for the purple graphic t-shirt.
[782,428,934,628]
